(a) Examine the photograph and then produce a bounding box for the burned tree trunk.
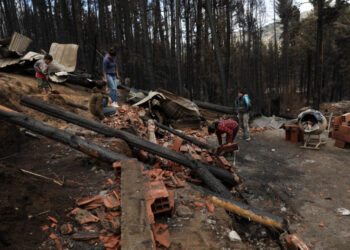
[0,105,128,163]
[194,100,234,114]
[20,96,234,196]
[205,0,227,105]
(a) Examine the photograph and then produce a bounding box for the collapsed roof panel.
[49,43,79,72]
[157,88,201,117]
[8,32,32,54]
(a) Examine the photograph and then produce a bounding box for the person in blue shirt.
[103,47,120,108]
[235,89,251,141]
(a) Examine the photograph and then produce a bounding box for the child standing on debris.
[89,81,116,122]
[103,47,120,108]
[34,54,53,94]
[208,118,239,146]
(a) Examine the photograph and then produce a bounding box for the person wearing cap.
[208,118,239,146]
[34,54,53,94]
[103,47,120,108]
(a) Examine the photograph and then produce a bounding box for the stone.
[228,230,241,242]
[60,224,73,235]
[176,205,193,218]
[206,219,216,225]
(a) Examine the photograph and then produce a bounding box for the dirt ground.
[234,130,350,249]
[1,72,350,249]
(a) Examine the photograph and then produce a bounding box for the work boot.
[245,137,251,141]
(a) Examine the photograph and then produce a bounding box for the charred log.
[194,100,234,114]
[0,105,128,164]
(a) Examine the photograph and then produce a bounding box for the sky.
[264,0,314,24]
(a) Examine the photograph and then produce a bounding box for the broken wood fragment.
[20,169,63,186]
[72,232,100,240]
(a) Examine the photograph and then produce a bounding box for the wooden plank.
[121,159,154,250]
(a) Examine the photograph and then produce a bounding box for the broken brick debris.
[74,208,100,224]
[285,124,304,143]
[144,172,174,224]
[172,137,184,152]
[283,234,310,250]
[331,113,350,148]
[48,216,58,224]
[60,223,73,235]
[152,223,171,248]
[206,201,215,214]
[76,195,103,207]
[49,233,63,250]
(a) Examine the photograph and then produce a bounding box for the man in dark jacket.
[235,89,251,141]
[89,81,116,122]
[208,119,239,146]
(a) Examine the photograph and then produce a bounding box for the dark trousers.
[225,126,239,144]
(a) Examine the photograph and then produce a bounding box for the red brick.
[333,116,342,126]
[206,155,213,163]
[339,125,350,135]
[335,140,346,148]
[333,131,350,143]
[180,145,188,152]
[191,153,201,161]
[172,137,184,152]
[341,113,350,125]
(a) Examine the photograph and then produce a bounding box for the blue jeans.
[106,74,118,103]
[102,98,116,117]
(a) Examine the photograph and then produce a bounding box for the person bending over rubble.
[89,81,116,122]
[34,54,53,94]
[103,47,120,108]
[208,118,239,146]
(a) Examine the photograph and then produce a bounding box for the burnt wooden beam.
[121,159,154,249]
[0,105,128,164]
[20,96,233,197]
[66,101,89,111]
[189,183,288,231]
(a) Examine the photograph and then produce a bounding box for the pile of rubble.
[0,93,310,249]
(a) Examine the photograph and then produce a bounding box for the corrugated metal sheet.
[49,43,79,72]
[0,51,42,68]
[0,57,21,68]
[8,32,32,53]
